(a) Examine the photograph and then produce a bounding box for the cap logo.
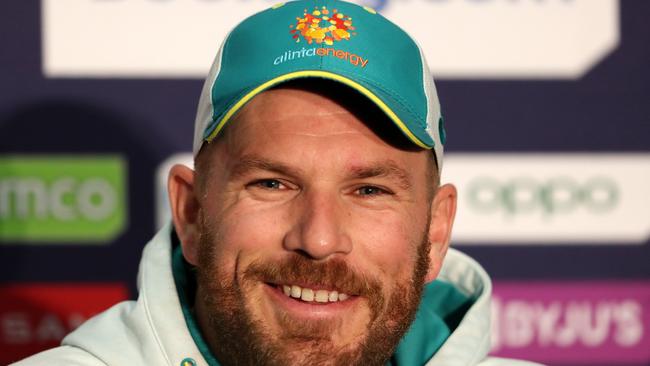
[290,6,356,46]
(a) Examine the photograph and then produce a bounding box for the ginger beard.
[194,213,432,366]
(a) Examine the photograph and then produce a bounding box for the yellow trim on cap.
[205,70,430,149]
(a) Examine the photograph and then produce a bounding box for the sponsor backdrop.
[0,0,648,364]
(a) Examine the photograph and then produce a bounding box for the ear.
[424,183,457,283]
[168,164,201,266]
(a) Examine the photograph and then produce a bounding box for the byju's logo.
[0,156,127,243]
[491,281,649,365]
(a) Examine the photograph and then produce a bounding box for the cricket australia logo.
[290,6,356,45]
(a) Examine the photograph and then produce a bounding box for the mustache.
[244,254,382,300]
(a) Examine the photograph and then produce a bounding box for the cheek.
[209,200,290,264]
[347,209,425,279]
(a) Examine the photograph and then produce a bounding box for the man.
[15,0,540,365]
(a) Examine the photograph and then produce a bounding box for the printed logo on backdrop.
[0,155,127,243]
[491,281,650,365]
[467,176,618,216]
[0,284,128,364]
[42,0,619,79]
[444,153,650,244]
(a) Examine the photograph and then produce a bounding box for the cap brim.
[203,70,434,150]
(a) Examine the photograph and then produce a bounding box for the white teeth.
[328,291,338,302]
[301,288,314,301]
[290,285,301,298]
[280,285,350,303]
[315,290,329,303]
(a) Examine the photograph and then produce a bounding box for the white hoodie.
[13,224,542,366]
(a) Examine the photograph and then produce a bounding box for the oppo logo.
[467,177,619,215]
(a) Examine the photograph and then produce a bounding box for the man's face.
[175,86,455,365]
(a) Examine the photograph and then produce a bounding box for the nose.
[283,189,353,260]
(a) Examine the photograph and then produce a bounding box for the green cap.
[193,0,445,170]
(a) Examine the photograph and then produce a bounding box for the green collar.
[171,245,472,366]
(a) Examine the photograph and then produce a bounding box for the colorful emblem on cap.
[290,6,356,45]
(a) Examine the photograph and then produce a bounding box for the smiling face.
[169,83,457,366]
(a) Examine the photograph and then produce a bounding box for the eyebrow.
[348,161,413,191]
[229,155,413,190]
[229,155,305,180]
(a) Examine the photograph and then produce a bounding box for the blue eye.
[255,179,283,189]
[357,186,385,196]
